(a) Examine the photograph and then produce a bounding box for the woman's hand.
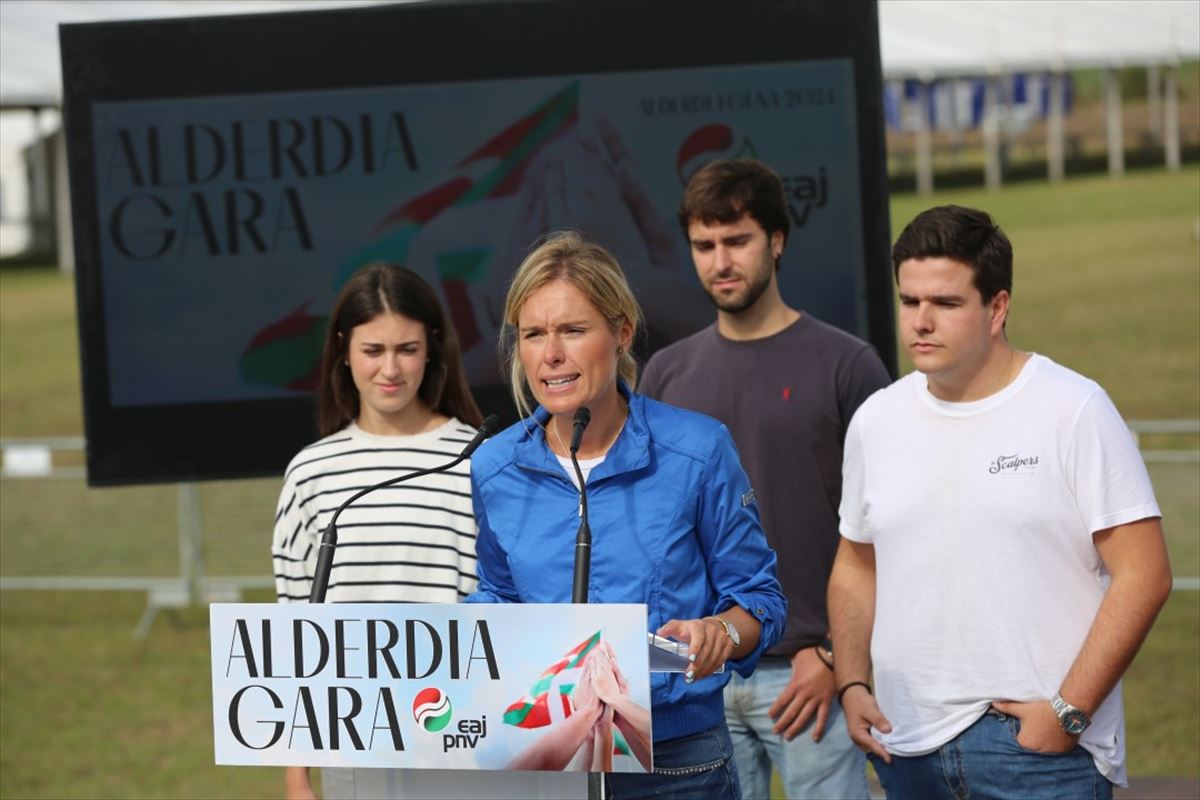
[507,658,604,772]
[656,617,734,683]
[601,640,630,694]
[591,648,624,705]
[591,704,615,772]
[573,656,601,714]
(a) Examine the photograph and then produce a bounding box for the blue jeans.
[724,658,869,799]
[605,723,741,800]
[871,710,1114,800]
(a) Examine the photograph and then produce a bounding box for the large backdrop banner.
[96,61,861,408]
[62,1,893,484]
[210,602,652,772]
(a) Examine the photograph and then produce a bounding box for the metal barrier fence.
[1128,419,1200,464]
[0,437,275,636]
[1,423,1197,636]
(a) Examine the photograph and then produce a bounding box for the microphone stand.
[566,408,604,799]
[308,415,499,604]
[569,407,592,605]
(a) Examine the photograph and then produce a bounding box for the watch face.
[1062,710,1089,735]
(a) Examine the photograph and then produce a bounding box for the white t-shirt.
[839,354,1160,786]
[556,453,605,489]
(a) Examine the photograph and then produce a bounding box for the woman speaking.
[468,232,785,799]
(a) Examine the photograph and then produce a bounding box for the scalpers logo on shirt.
[989,453,1040,474]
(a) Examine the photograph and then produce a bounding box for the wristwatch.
[705,616,740,647]
[1050,692,1091,735]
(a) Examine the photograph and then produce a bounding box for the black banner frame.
[61,0,895,486]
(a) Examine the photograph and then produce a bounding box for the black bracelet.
[836,681,872,704]
[813,645,834,672]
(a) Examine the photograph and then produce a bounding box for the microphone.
[569,407,591,454]
[309,414,501,603]
[460,414,501,459]
[568,407,592,604]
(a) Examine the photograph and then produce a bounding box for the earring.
[617,347,624,356]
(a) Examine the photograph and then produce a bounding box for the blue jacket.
[467,385,786,742]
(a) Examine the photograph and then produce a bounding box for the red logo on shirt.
[782,387,792,401]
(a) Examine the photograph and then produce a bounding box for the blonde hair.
[502,231,643,418]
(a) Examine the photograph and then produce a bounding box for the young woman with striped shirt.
[272,262,483,799]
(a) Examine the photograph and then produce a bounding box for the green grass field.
[890,168,1200,421]
[1,167,1198,798]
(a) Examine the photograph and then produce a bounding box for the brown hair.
[678,158,790,267]
[317,263,483,435]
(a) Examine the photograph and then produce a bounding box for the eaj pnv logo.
[412,688,453,733]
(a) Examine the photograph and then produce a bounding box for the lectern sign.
[210,603,651,772]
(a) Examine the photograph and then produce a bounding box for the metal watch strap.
[1051,692,1091,735]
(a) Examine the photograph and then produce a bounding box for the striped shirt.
[272,418,479,604]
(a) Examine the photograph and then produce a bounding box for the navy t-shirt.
[640,314,891,655]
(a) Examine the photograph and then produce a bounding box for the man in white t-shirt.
[828,205,1172,799]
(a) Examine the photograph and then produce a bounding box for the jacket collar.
[513,381,651,481]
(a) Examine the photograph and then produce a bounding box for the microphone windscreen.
[569,407,591,453]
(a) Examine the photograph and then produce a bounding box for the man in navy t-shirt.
[640,159,890,799]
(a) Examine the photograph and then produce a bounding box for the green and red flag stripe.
[239,82,580,391]
[503,630,601,729]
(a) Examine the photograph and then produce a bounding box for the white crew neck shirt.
[839,354,1160,785]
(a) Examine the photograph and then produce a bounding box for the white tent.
[879,0,1199,192]
[879,0,1199,79]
